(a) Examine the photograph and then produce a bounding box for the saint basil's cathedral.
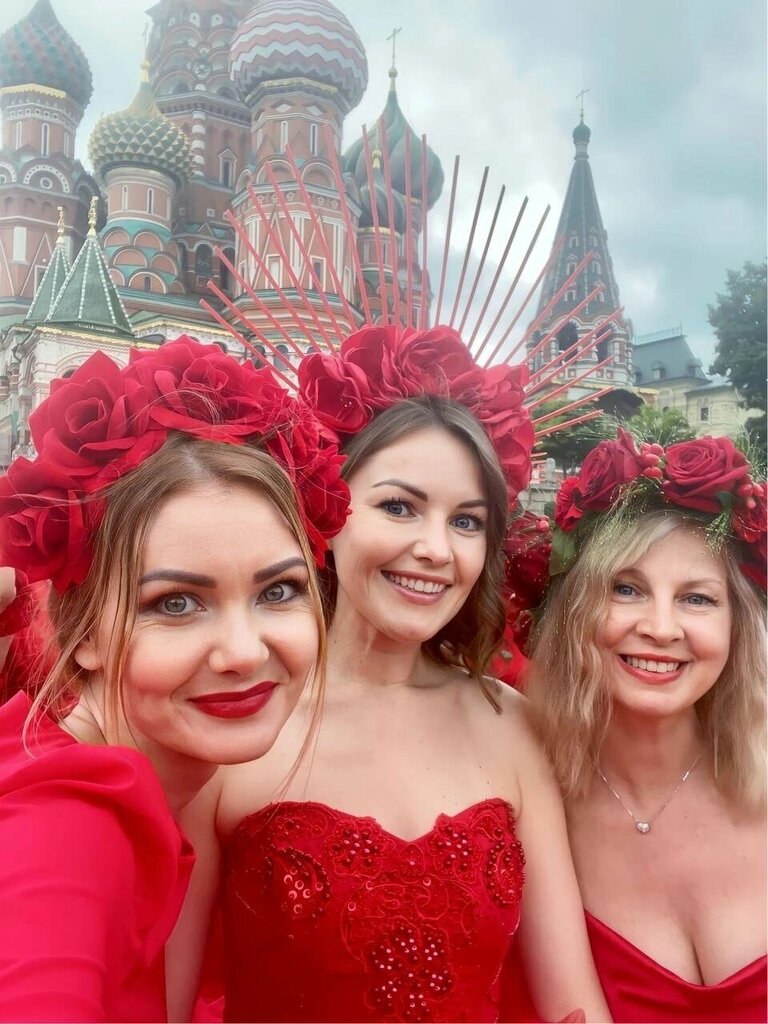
[0,0,634,464]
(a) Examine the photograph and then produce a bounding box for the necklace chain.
[597,754,702,835]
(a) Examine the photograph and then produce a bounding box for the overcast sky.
[2,0,765,367]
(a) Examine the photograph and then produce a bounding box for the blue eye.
[613,582,638,598]
[451,513,484,532]
[684,592,717,606]
[378,498,414,517]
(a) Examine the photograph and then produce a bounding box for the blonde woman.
[526,432,767,1023]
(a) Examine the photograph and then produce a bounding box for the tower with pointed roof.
[527,115,633,392]
[0,0,99,315]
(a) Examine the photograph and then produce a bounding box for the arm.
[165,772,224,1023]
[0,787,135,1022]
[512,704,611,1023]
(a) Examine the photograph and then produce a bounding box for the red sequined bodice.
[223,798,525,1023]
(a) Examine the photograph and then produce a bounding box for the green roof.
[25,238,70,324]
[47,228,134,338]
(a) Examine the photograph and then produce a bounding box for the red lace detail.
[223,799,524,1023]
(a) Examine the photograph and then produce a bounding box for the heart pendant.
[635,821,651,834]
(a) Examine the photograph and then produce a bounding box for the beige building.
[633,328,753,439]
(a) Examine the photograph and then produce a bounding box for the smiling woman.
[525,432,767,1023]
[0,338,349,1022]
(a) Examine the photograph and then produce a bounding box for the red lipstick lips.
[190,680,279,719]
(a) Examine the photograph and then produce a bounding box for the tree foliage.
[708,260,767,414]
[535,401,616,473]
[624,404,695,446]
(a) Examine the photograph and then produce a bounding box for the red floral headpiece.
[0,337,350,592]
[297,324,536,501]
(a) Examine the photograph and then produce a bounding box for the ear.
[74,634,104,672]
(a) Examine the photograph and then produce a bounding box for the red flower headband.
[505,430,766,612]
[0,337,350,592]
[297,324,536,501]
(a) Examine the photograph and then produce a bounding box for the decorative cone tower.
[527,115,632,393]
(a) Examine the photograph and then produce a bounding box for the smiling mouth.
[382,572,448,594]
[621,655,683,673]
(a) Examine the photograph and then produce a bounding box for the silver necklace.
[597,754,702,835]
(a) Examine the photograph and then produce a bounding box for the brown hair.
[27,433,327,746]
[335,396,509,708]
[528,508,767,807]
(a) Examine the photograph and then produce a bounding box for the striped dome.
[230,0,367,111]
[0,0,92,107]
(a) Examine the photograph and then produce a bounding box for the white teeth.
[384,572,446,594]
[625,656,681,673]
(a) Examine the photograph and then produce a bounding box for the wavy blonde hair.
[528,508,767,808]
[26,434,328,751]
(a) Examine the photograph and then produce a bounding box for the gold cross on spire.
[576,87,589,121]
[386,26,402,75]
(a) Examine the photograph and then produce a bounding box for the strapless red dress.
[222,798,525,1022]
[585,912,768,1023]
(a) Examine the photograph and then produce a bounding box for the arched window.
[143,275,151,292]
[221,156,233,187]
[567,262,577,275]
[41,123,49,156]
[219,248,235,293]
[557,322,579,353]
[310,123,318,156]
[147,188,154,214]
[121,185,128,210]
[569,236,578,250]
[280,120,288,152]
[565,289,576,303]
[196,244,212,278]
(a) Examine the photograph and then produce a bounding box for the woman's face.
[330,426,489,645]
[599,527,732,719]
[78,482,319,765]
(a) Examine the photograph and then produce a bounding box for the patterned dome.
[343,77,444,210]
[230,0,367,111]
[89,63,193,186]
[358,159,408,233]
[573,117,591,146]
[0,0,92,107]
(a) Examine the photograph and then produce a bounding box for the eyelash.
[377,497,485,532]
[612,582,719,606]
[141,577,308,619]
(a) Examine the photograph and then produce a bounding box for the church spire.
[528,115,633,389]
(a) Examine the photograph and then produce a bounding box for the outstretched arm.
[513,705,611,1023]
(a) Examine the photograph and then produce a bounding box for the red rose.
[554,476,583,531]
[503,511,552,610]
[577,428,645,512]
[28,350,163,490]
[663,436,750,513]
[340,326,404,406]
[0,457,95,591]
[392,326,483,397]
[732,485,767,545]
[297,352,373,438]
[126,337,289,442]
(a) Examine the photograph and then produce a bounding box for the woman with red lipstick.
[0,339,349,1022]
[202,327,609,1024]
[524,431,767,1023]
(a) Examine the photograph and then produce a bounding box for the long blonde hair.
[27,434,328,749]
[528,508,767,808]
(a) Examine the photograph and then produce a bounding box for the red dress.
[222,798,525,1022]
[0,691,194,1022]
[586,912,768,1023]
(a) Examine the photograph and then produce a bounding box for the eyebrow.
[372,478,488,509]
[139,557,307,588]
[618,568,725,589]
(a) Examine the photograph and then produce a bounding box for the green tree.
[535,400,616,473]
[625,404,695,446]
[708,260,767,451]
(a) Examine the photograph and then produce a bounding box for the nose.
[208,607,271,676]
[636,598,684,645]
[412,516,453,565]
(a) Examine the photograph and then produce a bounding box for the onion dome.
[0,0,92,107]
[342,73,444,209]
[358,153,407,233]
[573,116,591,147]
[230,0,367,112]
[89,61,193,186]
